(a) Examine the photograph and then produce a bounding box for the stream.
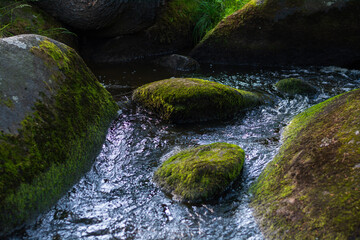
[13,64,360,239]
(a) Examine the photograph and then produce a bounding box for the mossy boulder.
[154,142,245,203]
[251,89,360,239]
[0,0,76,48]
[190,0,360,67]
[0,34,118,236]
[132,78,264,123]
[275,78,317,96]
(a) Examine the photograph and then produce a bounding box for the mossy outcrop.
[251,89,360,239]
[132,78,264,123]
[190,0,360,67]
[275,78,316,96]
[0,0,76,48]
[154,142,245,203]
[0,34,118,236]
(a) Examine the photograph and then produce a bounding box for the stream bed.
[15,64,360,239]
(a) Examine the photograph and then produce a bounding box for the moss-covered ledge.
[154,142,245,204]
[132,78,264,123]
[251,89,360,239]
[0,35,118,236]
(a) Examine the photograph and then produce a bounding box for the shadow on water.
[12,63,360,239]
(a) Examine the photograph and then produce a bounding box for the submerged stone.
[153,54,200,72]
[275,78,317,96]
[132,78,264,123]
[0,34,118,236]
[154,142,245,203]
[251,89,360,239]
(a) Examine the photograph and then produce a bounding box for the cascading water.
[13,64,360,240]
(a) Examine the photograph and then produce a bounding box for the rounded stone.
[275,78,317,96]
[132,78,264,123]
[154,142,245,203]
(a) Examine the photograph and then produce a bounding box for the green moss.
[251,89,360,239]
[0,38,118,234]
[0,0,75,46]
[132,78,264,123]
[154,142,245,203]
[275,78,317,96]
[0,97,14,108]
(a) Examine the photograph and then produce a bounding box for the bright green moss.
[251,89,360,239]
[0,38,118,235]
[132,78,264,123]
[275,78,317,96]
[154,142,245,203]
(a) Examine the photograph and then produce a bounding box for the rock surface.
[0,34,118,235]
[132,78,264,123]
[251,89,360,239]
[275,78,317,96]
[154,142,245,203]
[35,0,163,37]
[190,0,360,67]
[153,54,200,72]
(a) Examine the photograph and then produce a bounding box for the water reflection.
[18,65,360,239]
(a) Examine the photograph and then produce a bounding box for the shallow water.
[13,64,360,239]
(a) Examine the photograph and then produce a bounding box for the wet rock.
[35,0,163,37]
[132,78,264,123]
[0,34,118,236]
[153,54,200,72]
[0,0,76,48]
[251,89,360,239]
[275,78,317,96]
[154,142,245,204]
[190,0,360,67]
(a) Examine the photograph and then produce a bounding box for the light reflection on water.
[18,65,360,239]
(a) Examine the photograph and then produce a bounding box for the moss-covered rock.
[0,0,76,48]
[0,34,118,236]
[275,78,316,96]
[190,0,360,67]
[132,78,264,123]
[251,89,360,239]
[154,142,245,203]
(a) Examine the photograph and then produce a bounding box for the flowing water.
[13,63,360,239]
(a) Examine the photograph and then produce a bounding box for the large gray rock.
[190,0,360,67]
[35,0,164,37]
[0,34,118,236]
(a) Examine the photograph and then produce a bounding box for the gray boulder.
[153,54,200,72]
[0,34,118,235]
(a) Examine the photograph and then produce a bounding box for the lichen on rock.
[154,142,245,204]
[0,34,118,236]
[251,88,360,239]
[132,78,264,123]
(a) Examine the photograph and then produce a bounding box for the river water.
[14,64,360,239]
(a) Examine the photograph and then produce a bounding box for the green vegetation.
[154,142,245,203]
[132,78,264,123]
[0,38,118,234]
[0,0,75,46]
[251,89,360,239]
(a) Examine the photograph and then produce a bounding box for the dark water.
[15,63,360,239]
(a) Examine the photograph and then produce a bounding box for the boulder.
[0,34,118,235]
[132,78,264,123]
[154,142,245,203]
[190,0,360,67]
[0,0,76,48]
[251,89,360,239]
[153,54,200,72]
[275,78,317,96]
[35,0,163,37]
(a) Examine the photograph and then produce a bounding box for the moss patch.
[132,78,264,123]
[0,38,118,235]
[251,89,360,239]
[275,78,317,96]
[154,142,245,203]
